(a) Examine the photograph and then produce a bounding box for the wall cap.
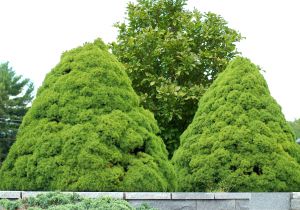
[214,193,251,200]
[172,192,214,200]
[125,192,171,200]
[0,191,21,199]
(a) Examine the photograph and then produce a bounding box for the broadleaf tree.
[173,57,300,192]
[0,62,33,164]
[111,0,242,156]
[0,39,176,191]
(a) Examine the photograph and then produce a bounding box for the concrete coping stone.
[291,198,300,210]
[21,191,124,199]
[76,192,124,199]
[214,193,251,200]
[0,191,21,199]
[0,192,267,200]
[125,192,171,200]
[171,192,214,200]
[21,191,71,198]
[292,192,300,199]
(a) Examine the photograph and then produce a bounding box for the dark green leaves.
[111,0,242,156]
[0,62,34,164]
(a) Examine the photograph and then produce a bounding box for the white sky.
[0,0,299,121]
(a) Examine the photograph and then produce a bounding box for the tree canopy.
[111,0,242,156]
[289,119,300,140]
[0,39,176,191]
[0,62,33,164]
[172,57,300,192]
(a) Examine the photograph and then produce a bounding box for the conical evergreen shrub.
[0,39,176,191]
[172,57,300,192]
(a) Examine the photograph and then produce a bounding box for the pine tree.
[0,62,33,164]
[0,39,176,191]
[173,57,300,192]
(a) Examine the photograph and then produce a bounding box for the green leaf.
[111,0,242,156]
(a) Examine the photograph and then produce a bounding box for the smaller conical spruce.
[173,57,300,192]
[0,39,176,191]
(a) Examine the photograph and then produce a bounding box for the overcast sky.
[0,0,299,121]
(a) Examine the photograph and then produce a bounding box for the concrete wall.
[0,191,299,210]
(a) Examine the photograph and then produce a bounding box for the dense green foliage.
[173,57,300,192]
[111,0,242,156]
[0,62,33,164]
[0,39,175,191]
[289,119,300,140]
[0,192,157,210]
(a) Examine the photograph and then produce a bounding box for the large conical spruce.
[172,57,300,192]
[0,39,175,191]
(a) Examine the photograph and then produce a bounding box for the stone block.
[172,192,214,200]
[129,200,197,210]
[22,191,55,198]
[0,191,21,199]
[21,191,124,199]
[293,193,300,199]
[235,200,250,210]
[291,199,300,210]
[214,193,251,200]
[76,192,123,199]
[249,193,290,210]
[125,192,171,200]
[197,200,235,210]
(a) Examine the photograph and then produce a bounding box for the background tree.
[289,118,300,140]
[173,57,300,192]
[0,62,33,164]
[0,39,176,191]
[111,0,242,156]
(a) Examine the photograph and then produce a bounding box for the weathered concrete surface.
[21,191,75,198]
[293,192,300,199]
[125,192,171,200]
[21,191,51,198]
[290,193,300,210]
[291,199,300,210]
[197,200,236,210]
[172,192,214,200]
[76,192,123,199]
[129,200,197,210]
[0,192,295,210]
[235,200,250,210]
[214,193,251,200]
[0,191,21,199]
[249,193,290,210]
